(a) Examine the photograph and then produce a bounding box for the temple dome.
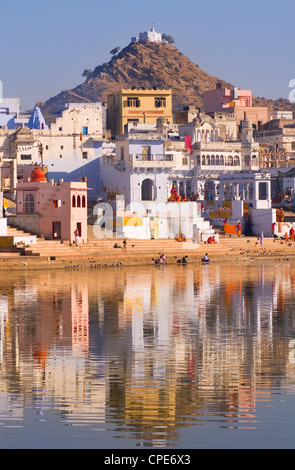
[27,106,48,130]
[31,165,46,182]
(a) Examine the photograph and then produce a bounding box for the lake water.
[0,261,295,449]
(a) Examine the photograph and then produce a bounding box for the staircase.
[20,237,198,258]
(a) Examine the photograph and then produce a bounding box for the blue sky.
[0,0,294,111]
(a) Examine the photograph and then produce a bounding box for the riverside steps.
[1,223,295,270]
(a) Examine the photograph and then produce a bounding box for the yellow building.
[107,88,173,138]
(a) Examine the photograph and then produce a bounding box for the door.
[52,222,61,239]
[141,179,154,201]
[76,222,82,236]
[142,146,151,161]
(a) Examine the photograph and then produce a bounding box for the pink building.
[204,84,269,131]
[13,166,88,243]
[204,85,253,113]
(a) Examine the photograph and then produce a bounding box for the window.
[82,195,86,208]
[292,142,295,150]
[59,127,63,131]
[182,157,188,165]
[258,182,267,200]
[155,97,166,108]
[127,97,140,107]
[23,191,35,213]
[72,195,76,207]
[82,151,88,159]
[53,200,61,208]
[82,126,88,135]
[120,147,124,160]
[21,155,32,160]
[46,145,49,150]
[142,146,151,161]
[60,145,64,149]
[127,119,139,125]
[165,154,173,161]
[77,195,81,207]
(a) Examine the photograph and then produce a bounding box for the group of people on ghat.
[168,186,200,203]
[283,226,295,243]
[272,222,295,243]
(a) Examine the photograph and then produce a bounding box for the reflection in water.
[0,262,295,448]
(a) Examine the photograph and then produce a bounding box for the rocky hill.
[38,41,295,122]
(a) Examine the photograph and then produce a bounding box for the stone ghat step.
[31,239,188,248]
[7,229,38,238]
[24,246,200,256]
[28,237,281,250]
[0,252,21,257]
[25,245,284,258]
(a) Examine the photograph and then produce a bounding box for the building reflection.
[0,263,294,444]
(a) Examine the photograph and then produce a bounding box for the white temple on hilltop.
[131,26,162,43]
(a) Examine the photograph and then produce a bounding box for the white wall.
[0,218,7,236]
[249,208,276,237]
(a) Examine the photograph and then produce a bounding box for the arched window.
[72,195,76,207]
[234,155,240,166]
[77,195,81,207]
[228,155,233,166]
[220,155,224,166]
[82,195,86,207]
[244,155,251,169]
[206,155,210,165]
[216,155,220,166]
[141,178,155,201]
[252,155,257,167]
[202,155,205,165]
[196,155,201,166]
[211,155,215,165]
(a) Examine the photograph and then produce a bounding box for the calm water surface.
[0,262,294,449]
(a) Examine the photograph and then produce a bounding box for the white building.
[0,97,29,129]
[99,120,192,205]
[98,113,261,204]
[131,27,163,43]
[0,102,110,200]
[176,113,260,201]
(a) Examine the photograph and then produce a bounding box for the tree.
[162,34,175,44]
[110,47,120,56]
[82,69,92,78]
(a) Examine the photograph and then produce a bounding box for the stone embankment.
[1,225,295,271]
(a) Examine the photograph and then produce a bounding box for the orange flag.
[80,131,83,141]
